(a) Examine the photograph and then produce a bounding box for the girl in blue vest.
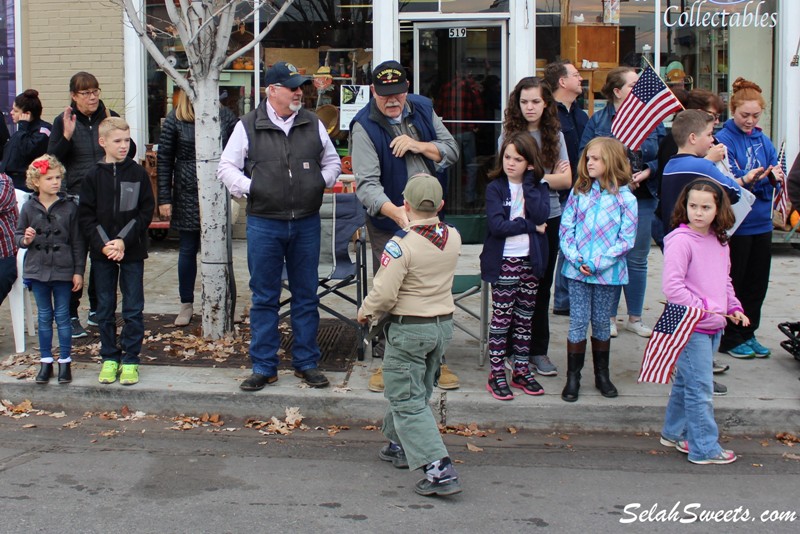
[480,132,550,400]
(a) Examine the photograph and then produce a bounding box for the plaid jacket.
[559,180,637,285]
[0,174,18,259]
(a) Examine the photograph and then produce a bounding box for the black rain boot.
[592,337,618,398]
[58,362,72,384]
[561,340,586,402]
[35,362,53,384]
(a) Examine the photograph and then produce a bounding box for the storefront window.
[535,0,777,128]
[145,0,372,144]
[0,0,16,132]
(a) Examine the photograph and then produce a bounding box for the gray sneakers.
[531,355,558,376]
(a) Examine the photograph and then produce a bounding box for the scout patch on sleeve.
[380,252,392,267]
[384,240,403,258]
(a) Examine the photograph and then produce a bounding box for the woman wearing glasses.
[48,71,137,338]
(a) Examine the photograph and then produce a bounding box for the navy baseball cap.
[371,60,408,96]
[264,61,312,89]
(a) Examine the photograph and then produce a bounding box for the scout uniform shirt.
[361,216,461,319]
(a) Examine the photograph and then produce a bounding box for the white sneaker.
[610,320,618,338]
[626,320,653,338]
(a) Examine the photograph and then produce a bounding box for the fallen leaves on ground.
[326,425,349,437]
[362,425,379,431]
[466,442,483,452]
[245,407,309,436]
[168,413,225,431]
[782,452,800,461]
[776,432,799,447]
[439,423,495,437]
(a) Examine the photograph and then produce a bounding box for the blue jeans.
[662,331,724,462]
[246,214,321,376]
[31,280,73,361]
[93,259,145,364]
[553,200,570,311]
[567,279,615,343]
[178,230,201,303]
[612,197,656,318]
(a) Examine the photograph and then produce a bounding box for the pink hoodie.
[662,224,743,333]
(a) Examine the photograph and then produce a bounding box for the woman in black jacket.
[1,90,52,191]
[157,90,237,326]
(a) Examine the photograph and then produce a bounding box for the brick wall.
[20,0,127,123]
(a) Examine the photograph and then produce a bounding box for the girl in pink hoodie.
[660,179,749,465]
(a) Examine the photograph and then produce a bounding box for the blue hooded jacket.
[715,119,778,235]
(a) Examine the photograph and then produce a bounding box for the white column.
[777,0,800,166]
[373,0,399,63]
[509,0,535,83]
[123,0,148,151]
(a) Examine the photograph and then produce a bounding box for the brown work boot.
[368,367,384,392]
[437,364,460,390]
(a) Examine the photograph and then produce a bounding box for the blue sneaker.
[726,342,755,359]
[745,337,771,358]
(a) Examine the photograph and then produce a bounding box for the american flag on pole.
[772,141,789,226]
[611,66,683,151]
[638,302,704,384]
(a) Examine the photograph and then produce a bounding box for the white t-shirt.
[503,181,529,257]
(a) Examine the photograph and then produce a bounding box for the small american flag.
[772,141,789,226]
[611,66,683,151]
[638,302,704,384]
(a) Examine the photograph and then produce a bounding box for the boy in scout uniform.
[357,173,462,497]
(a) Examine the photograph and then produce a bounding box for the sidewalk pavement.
[1,237,798,434]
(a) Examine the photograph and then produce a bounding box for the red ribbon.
[32,159,50,174]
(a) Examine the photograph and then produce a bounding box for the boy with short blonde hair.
[78,117,154,385]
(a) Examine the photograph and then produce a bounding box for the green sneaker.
[98,361,119,384]
[119,364,139,386]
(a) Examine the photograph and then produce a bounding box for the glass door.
[412,21,506,214]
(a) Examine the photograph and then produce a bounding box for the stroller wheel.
[778,322,800,360]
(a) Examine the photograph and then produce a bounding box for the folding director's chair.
[279,192,369,359]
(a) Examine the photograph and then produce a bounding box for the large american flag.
[638,302,704,384]
[611,66,683,151]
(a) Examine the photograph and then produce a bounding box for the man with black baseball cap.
[350,61,459,393]
[218,61,340,392]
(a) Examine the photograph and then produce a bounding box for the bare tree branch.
[225,0,296,67]
[117,0,193,98]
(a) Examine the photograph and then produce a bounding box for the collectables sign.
[663,0,778,29]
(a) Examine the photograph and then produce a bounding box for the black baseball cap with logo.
[264,61,312,89]
[371,60,409,96]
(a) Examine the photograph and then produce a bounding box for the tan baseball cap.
[403,173,443,212]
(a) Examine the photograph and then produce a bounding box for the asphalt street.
[0,409,798,533]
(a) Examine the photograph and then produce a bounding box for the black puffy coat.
[0,118,52,191]
[157,107,237,231]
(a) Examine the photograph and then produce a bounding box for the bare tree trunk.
[194,76,232,338]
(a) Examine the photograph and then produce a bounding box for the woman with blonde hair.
[157,90,238,326]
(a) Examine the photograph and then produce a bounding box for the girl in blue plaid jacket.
[559,137,637,402]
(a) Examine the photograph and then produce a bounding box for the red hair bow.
[32,159,50,174]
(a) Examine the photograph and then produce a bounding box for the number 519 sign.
[448,27,467,38]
